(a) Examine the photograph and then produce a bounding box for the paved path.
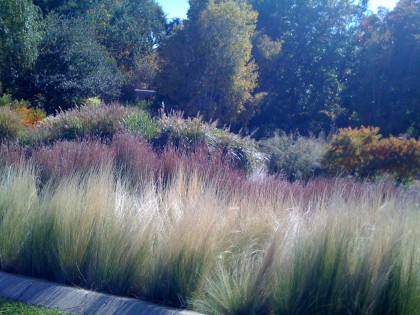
[0,272,203,315]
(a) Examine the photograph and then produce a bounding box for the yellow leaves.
[257,35,283,60]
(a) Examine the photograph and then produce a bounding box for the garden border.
[0,271,203,315]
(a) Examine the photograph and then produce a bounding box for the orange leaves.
[363,137,420,181]
[324,126,420,181]
[13,104,46,127]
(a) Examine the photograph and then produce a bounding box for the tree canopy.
[248,0,368,135]
[157,0,259,127]
[88,0,166,96]
[0,0,418,137]
[32,15,123,113]
[0,0,43,94]
[343,0,420,136]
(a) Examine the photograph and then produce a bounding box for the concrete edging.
[0,271,203,315]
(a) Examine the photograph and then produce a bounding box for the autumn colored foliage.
[324,126,420,181]
[13,104,46,126]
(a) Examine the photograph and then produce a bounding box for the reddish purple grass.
[0,134,401,205]
[0,133,245,186]
[31,140,114,183]
[0,142,28,167]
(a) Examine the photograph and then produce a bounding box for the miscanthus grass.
[0,164,418,314]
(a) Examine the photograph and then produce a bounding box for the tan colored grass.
[0,164,418,314]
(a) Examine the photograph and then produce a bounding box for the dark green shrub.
[34,15,123,113]
[260,132,327,181]
[0,94,12,107]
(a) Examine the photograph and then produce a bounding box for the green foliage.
[121,110,161,141]
[33,0,93,16]
[88,0,166,99]
[34,15,123,113]
[0,298,65,314]
[324,126,420,182]
[0,0,43,94]
[192,246,271,314]
[207,127,261,173]
[82,97,102,108]
[260,132,327,181]
[157,0,259,127]
[0,94,13,107]
[249,0,367,136]
[344,0,420,137]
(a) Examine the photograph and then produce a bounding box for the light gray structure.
[135,89,156,100]
[0,272,202,315]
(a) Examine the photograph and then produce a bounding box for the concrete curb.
[0,272,203,315]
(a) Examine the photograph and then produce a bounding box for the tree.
[33,15,123,113]
[157,0,259,128]
[0,0,43,94]
[344,0,420,137]
[88,0,166,99]
[248,0,368,136]
[33,0,94,16]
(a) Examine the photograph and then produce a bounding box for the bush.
[13,103,45,127]
[324,126,420,182]
[110,133,159,182]
[323,126,381,177]
[0,94,12,107]
[0,164,418,314]
[0,95,45,126]
[363,137,420,182]
[34,15,123,113]
[260,132,327,181]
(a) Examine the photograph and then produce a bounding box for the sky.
[156,0,189,20]
[156,0,399,20]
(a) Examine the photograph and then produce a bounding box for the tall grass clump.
[260,131,327,181]
[40,103,129,142]
[0,161,418,314]
[156,110,262,174]
[120,110,161,141]
[0,106,26,142]
[0,166,39,271]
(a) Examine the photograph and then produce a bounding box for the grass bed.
[0,298,66,314]
[0,163,418,314]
